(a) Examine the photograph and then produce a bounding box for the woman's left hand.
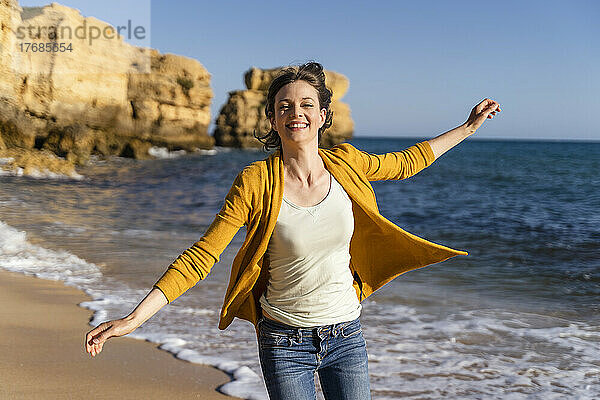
[463,98,501,135]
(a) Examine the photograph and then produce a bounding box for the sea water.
[1,138,598,399]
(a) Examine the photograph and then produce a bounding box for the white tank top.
[259,172,362,327]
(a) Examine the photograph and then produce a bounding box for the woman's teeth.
[287,123,308,129]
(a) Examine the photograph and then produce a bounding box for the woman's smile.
[285,121,309,131]
[271,80,326,145]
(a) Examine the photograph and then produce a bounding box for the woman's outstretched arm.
[427,98,501,160]
[84,165,257,357]
[84,287,168,357]
[345,98,501,181]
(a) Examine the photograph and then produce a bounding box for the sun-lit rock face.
[213,66,354,149]
[0,0,214,174]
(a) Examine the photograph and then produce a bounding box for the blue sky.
[18,0,599,141]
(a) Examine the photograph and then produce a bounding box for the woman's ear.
[319,108,327,129]
[267,111,276,132]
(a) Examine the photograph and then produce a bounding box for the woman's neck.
[280,142,326,186]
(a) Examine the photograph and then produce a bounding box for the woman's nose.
[292,104,303,117]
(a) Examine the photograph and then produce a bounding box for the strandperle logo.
[16,19,147,46]
[12,2,152,74]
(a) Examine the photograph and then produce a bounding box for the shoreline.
[0,269,241,400]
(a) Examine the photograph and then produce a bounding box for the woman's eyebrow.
[277,97,315,103]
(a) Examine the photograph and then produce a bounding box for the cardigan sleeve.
[340,141,436,181]
[153,165,257,303]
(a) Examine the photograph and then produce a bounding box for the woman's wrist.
[460,122,476,137]
[122,313,142,329]
[122,288,168,329]
[427,124,474,159]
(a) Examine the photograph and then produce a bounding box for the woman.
[85,62,501,399]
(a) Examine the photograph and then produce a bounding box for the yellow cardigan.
[154,141,467,331]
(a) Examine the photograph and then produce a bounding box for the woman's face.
[270,80,327,149]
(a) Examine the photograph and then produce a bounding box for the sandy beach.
[0,270,240,400]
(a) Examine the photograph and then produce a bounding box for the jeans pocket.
[340,320,362,338]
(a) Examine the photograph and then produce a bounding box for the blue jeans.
[257,316,371,400]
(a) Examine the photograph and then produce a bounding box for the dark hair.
[254,62,333,151]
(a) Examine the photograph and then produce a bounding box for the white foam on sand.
[0,220,101,285]
[0,219,269,400]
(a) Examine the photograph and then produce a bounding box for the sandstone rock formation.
[213,66,354,149]
[0,0,213,176]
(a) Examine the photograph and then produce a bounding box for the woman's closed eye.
[279,103,313,110]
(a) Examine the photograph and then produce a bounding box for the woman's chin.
[282,134,318,148]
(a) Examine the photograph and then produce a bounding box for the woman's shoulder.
[231,155,271,191]
[329,142,359,153]
[321,142,362,161]
[236,159,264,183]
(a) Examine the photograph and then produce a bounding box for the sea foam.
[0,166,84,180]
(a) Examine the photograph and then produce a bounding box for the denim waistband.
[258,315,359,338]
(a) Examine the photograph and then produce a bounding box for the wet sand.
[0,270,240,400]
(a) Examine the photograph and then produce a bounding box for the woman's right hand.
[84,287,168,357]
[85,317,137,357]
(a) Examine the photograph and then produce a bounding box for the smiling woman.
[86,61,501,400]
[254,62,333,151]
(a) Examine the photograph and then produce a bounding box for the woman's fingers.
[475,101,488,114]
[474,99,501,120]
[483,101,501,117]
[93,326,111,345]
[85,324,102,353]
[478,98,495,110]
[85,318,136,357]
[465,98,501,133]
[486,101,499,111]
[85,321,114,356]
[91,342,103,357]
[89,335,106,357]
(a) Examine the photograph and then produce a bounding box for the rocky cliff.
[0,0,213,177]
[213,66,354,149]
